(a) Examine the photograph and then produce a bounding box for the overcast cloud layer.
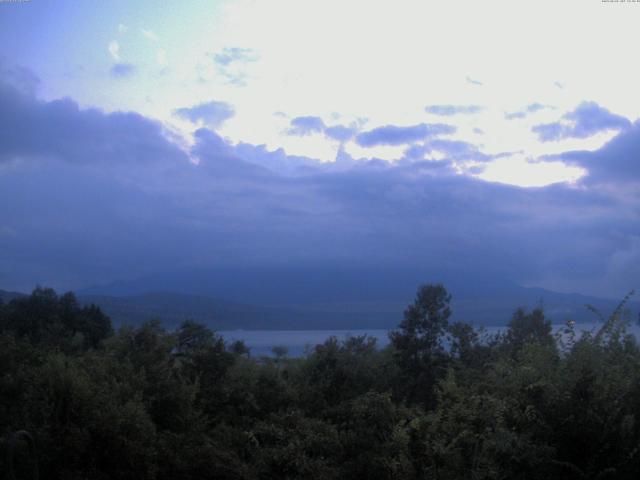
[0,0,639,298]
[0,65,638,298]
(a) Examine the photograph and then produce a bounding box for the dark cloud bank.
[0,70,638,303]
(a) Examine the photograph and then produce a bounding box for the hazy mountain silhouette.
[74,267,636,329]
[0,289,25,304]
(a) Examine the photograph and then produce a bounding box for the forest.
[1,284,639,479]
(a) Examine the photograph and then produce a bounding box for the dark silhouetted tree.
[389,283,452,407]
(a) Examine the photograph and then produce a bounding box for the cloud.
[533,101,631,142]
[466,76,483,86]
[0,226,17,238]
[505,111,527,120]
[324,125,356,142]
[505,102,548,120]
[0,76,187,166]
[233,142,323,176]
[210,47,259,86]
[404,139,493,162]
[156,49,168,67]
[141,28,159,42]
[212,47,258,66]
[425,105,483,116]
[108,41,120,61]
[605,236,640,294]
[110,63,137,78]
[553,121,640,184]
[173,100,235,129]
[282,112,356,141]
[0,63,40,96]
[0,71,638,297]
[191,128,277,180]
[286,116,326,136]
[527,103,546,114]
[355,123,455,147]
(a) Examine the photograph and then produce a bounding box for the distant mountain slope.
[0,289,26,303]
[78,267,638,329]
[77,292,292,330]
[77,292,402,330]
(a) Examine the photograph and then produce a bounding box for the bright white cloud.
[107,40,120,60]
[57,0,640,188]
[157,49,168,67]
[476,154,586,188]
[141,28,159,42]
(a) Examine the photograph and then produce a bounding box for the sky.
[0,0,639,298]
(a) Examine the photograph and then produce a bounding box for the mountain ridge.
[4,267,636,330]
[75,266,638,329]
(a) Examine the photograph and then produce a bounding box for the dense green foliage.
[1,285,639,479]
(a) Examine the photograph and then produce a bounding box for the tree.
[338,392,412,479]
[229,339,251,357]
[271,345,289,360]
[0,288,112,350]
[175,319,217,357]
[505,307,554,355]
[389,283,452,407]
[77,304,113,349]
[172,320,235,418]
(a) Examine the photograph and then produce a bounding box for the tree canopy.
[1,285,639,479]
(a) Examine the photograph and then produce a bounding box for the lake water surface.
[220,322,640,357]
[219,329,390,357]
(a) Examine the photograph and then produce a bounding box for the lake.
[219,322,640,357]
[219,329,391,357]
